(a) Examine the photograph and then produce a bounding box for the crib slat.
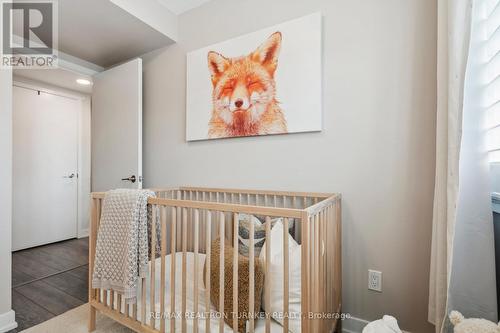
[133,303,137,321]
[283,217,289,333]
[202,198,207,253]
[265,216,271,333]
[194,209,200,333]
[336,199,342,323]
[323,209,329,332]
[330,205,335,324]
[89,198,99,331]
[314,213,320,332]
[320,211,324,332]
[310,214,315,331]
[314,212,319,333]
[110,291,114,310]
[205,211,212,333]
[219,212,225,333]
[309,214,314,332]
[117,294,122,314]
[182,208,188,333]
[170,207,177,332]
[141,276,146,324]
[325,206,335,327]
[95,198,102,304]
[327,205,333,329]
[301,212,310,333]
[319,211,324,332]
[249,214,255,333]
[232,213,239,333]
[308,216,316,331]
[160,207,167,333]
[319,212,324,331]
[150,205,157,328]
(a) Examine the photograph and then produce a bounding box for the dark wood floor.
[8,238,89,332]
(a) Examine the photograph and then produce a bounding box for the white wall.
[0,68,16,332]
[492,164,500,194]
[141,0,437,332]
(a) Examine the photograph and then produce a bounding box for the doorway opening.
[11,70,92,331]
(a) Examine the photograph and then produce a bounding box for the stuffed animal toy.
[450,311,500,333]
[362,315,402,333]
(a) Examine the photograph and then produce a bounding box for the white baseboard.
[0,310,17,333]
[342,316,410,333]
[342,316,370,333]
[78,228,89,239]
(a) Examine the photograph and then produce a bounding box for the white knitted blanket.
[91,189,159,304]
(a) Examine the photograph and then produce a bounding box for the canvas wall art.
[186,12,322,141]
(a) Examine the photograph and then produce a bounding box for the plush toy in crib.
[449,311,500,333]
[362,315,402,333]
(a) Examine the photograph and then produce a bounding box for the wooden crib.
[88,187,342,333]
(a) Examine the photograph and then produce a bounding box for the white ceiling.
[10,0,211,92]
[9,0,212,70]
[156,0,211,15]
[14,68,94,94]
[11,0,176,68]
[54,0,176,68]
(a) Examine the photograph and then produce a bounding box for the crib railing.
[88,187,342,333]
[152,187,331,209]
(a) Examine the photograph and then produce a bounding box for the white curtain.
[446,0,498,327]
[428,0,472,330]
[429,0,498,332]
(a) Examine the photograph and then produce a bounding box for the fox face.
[207,32,287,138]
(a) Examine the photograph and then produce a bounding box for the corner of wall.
[0,68,15,329]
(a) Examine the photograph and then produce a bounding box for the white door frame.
[13,78,92,240]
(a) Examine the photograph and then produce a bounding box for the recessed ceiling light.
[76,78,92,85]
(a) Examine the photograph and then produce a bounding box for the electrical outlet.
[368,270,382,292]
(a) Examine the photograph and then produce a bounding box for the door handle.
[121,175,136,183]
[63,173,75,179]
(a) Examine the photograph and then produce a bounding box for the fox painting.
[207,32,287,139]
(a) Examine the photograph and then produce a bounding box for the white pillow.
[259,218,298,261]
[259,220,301,333]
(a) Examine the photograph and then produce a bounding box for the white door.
[13,86,79,251]
[92,58,143,191]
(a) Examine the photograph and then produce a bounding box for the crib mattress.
[115,252,286,333]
